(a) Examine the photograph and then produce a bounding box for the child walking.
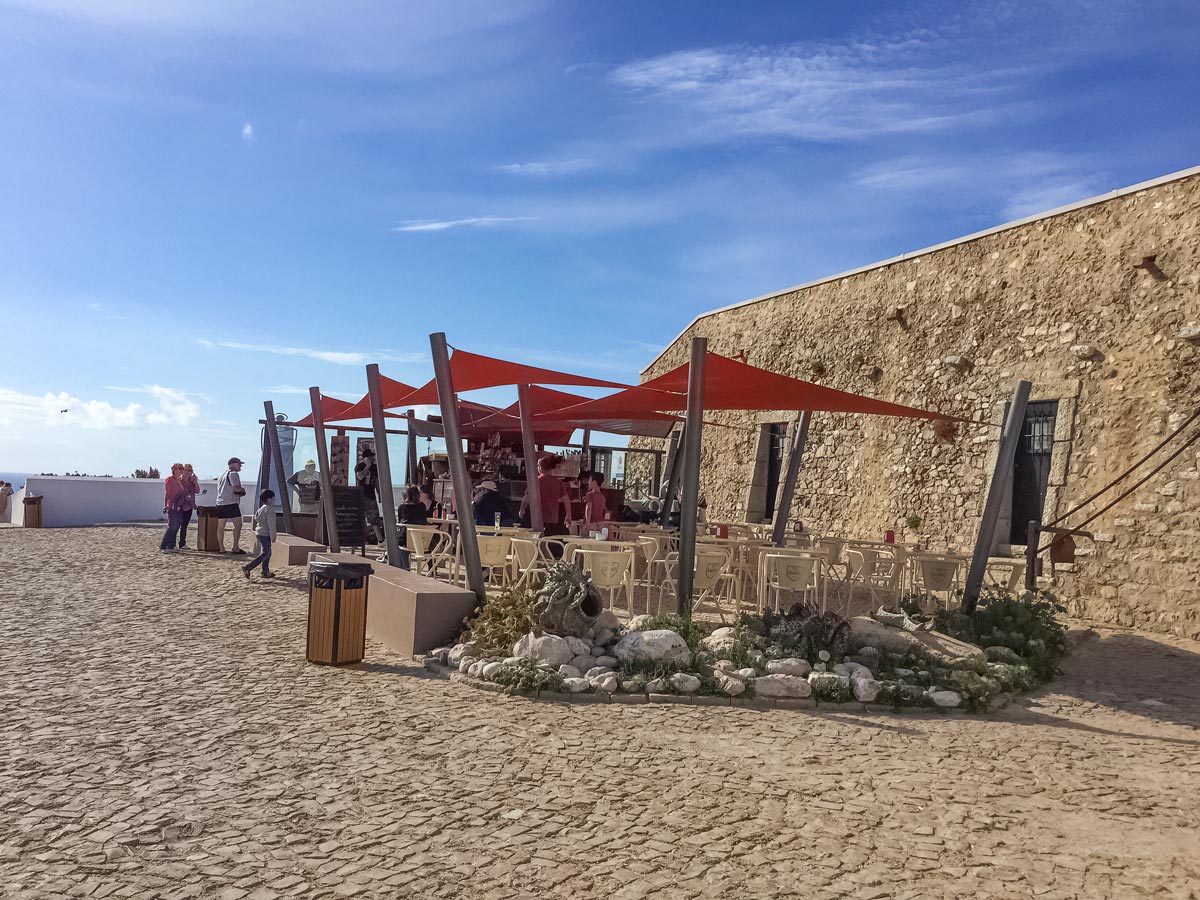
[243,490,277,579]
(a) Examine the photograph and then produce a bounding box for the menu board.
[329,436,350,487]
[331,485,366,550]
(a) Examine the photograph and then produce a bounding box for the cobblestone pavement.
[3,526,1199,900]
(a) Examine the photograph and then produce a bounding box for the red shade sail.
[539,353,957,421]
[295,394,356,427]
[325,376,420,423]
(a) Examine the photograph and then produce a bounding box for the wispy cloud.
[266,385,359,400]
[392,216,535,233]
[0,385,200,430]
[609,36,1023,144]
[241,122,255,143]
[496,159,595,176]
[197,340,424,366]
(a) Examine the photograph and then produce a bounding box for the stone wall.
[633,170,1200,639]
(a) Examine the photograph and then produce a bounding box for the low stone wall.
[633,170,1200,639]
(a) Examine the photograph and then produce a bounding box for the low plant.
[489,658,564,695]
[458,587,539,657]
[743,602,851,663]
[934,588,1067,682]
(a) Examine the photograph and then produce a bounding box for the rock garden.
[427,561,1070,713]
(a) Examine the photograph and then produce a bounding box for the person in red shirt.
[159,463,188,552]
[583,472,608,529]
[522,455,572,536]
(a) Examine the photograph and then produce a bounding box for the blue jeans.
[160,509,188,549]
[246,535,273,575]
[178,509,194,547]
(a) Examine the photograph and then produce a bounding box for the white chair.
[576,548,635,616]
[987,560,1026,593]
[846,548,901,608]
[476,534,513,587]
[406,526,452,579]
[510,537,540,589]
[656,548,737,620]
[912,555,962,610]
[636,533,676,589]
[762,552,822,613]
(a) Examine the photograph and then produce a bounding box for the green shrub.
[489,658,564,695]
[935,588,1067,682]
[458,587,539,657]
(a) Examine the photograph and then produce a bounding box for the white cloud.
[241,122,255,143]
[392,216,535,233]
[496,159,595,177]
[0,384,200,430]
[266,385,358,400]
[198,340,424,366]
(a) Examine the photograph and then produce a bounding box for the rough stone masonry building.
[632,165,1200,639]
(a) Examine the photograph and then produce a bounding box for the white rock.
[929,690,962,708]
[894,668,916,677]
[589,645,606,657]
[458,656,477,673]
[620,678,646,693]
[766,658,812,677]
[852,678,881,702]
[808,671,850,689]
[715,659,737,672]
[753,674,812,698]
[585,666,613,680]
[565,636,590,657]
[748,650,767,667]
[447,644,471,666]
[709,626,735,639]
[715,671,746,696]
[467,660,486,678]
[503,656,523,666]
[594,655,618,669]
[481,661,507,680]
[569,654,594,672]
[670,673,701,694]
[625,614,654,632]
[513,632,574,668]
[562,677,591,694]
[592,673,618,693]
[845,662,873,680]
[733,668,757,681]
[594,609,621,631]
[429,646,451,665]
[644,677,670,694]
[614,630,690,666]
[558,665,582,679]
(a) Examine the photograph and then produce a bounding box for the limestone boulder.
[513,633,574,668]
[558,665,582,679]
[753,674,813,698]
[715,671,747,696]
[614,630,690,667]
[766,658,812,677]
[670,673,701,694]
[591,673,618,693]
[562,677,591,694]
[852,678,881,702]
[565,636,590,657]
[929,690,963,708]
[569,654,595,673]
[594,609,621,632]
[849,617,986,670]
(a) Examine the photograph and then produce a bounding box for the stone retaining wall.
[632,170,1200,638]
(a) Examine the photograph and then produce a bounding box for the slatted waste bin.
[196,506,221,552]
[23,496,42,528]
[306,560,373,666]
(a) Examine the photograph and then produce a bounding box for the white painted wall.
[15,476,261,528]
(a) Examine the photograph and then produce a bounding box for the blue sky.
[1,0,1198,477]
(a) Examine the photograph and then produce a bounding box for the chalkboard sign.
[331,485,367,551]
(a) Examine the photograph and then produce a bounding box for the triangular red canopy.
[325,376,420,423]
[295,393,355,427]
[539,353,956,420]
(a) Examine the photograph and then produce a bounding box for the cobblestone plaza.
[3,526,1198,899]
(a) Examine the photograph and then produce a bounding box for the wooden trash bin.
[196,507,222,552]
[22,496,42,528]
[306,560,373,666]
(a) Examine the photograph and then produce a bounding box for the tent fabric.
[295,394,355,427]
[324,376,420,423]
[538,352,956,421]
[471,385,679,440]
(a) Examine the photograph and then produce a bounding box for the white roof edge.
[642,163,1200,373]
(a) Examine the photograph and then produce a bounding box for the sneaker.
[242,565,251,580]
[178,545,188,550]
[262,572,275,579]
[231,548,247,555]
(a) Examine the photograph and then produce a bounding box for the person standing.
[242,489,277,579]
[354,447,382,543]
[396,485,428,570]
[216,457,247,554]
[0,482,14,524]
[521,455,572,537]
[159,463,188,551]
[583,472,608,530]
[473,480,514,528]
[177,464,200,549]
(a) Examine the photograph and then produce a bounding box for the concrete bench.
[310,553,477,658]
[272,533,327,567]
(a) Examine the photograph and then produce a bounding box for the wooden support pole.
[772,411,812,547]
[257,426,272,518]
[308,387,340,553]
[676,337,707,618]
[263,401,294,534]
[431,333,485,600]
[366,364,402,567]
[963,380,1032,613]
[517,384,544,534]
[580,428,592,475]
[658,428,683,528]
[405,409,419,486]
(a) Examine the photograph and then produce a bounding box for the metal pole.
[659,428,684,528]
[1024,520,1039,592]
[580,428,592,475]
[963,380,1032,613]
[263,401,294,534]
[430,333,486,599]
[366,364,402,567]
[405,409,419,485]
[517,384,544,534]
[652,452,663,500]
[772,411,812,547]
[676,337,707,618]
[308,387,340,553]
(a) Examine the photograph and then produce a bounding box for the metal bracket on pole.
[430,333,486,600]
[366,364,402,567]
[963,380,1032,613]
[659,428,683,528]
[676,337,707,618]
[308,387,340,553]
[772,411,812,547]
[517,384,544,534]
[263,401,294,535]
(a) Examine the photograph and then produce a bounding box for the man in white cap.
[287,459,321,514]
[216,456,247,553]
[472,479,513,527]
